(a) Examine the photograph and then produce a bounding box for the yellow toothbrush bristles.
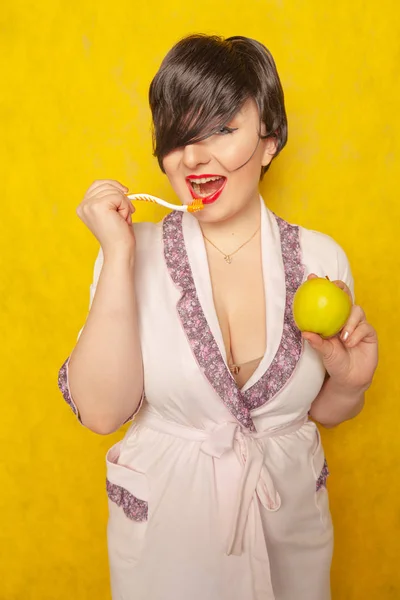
[187,198,205,212]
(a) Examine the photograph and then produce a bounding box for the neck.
[199,192,261,242]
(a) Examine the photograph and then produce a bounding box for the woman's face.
[162,99,277,223]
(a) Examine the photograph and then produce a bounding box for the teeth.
[192,182,211,198]
[188,176,223,184]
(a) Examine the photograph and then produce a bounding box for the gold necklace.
[202,225,260,264]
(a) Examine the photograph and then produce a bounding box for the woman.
[58,34,378,600]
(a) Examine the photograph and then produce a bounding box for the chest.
[205,243,266,383]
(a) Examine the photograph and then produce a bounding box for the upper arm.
[75,247,103,341]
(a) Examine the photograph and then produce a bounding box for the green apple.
[293,277,352,338]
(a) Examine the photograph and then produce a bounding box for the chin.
[197,204,237,224]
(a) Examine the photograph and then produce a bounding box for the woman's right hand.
[77,180,135,256]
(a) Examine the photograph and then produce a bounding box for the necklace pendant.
[224,255,232,264]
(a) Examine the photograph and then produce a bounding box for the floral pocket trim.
[106,479,148,522]
[316,459,330,491]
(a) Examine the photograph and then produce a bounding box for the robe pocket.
[311,427,332,529]
[106,441,149,566]
[106,441,149,521]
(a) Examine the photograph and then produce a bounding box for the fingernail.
[342,331,349,341]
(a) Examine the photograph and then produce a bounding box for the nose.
[182,142,211,170]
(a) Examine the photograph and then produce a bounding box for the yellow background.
[1,1,399,598]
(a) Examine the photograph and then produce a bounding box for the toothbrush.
[126,193,204,213]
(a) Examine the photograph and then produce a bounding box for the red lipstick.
[185,175,227,205]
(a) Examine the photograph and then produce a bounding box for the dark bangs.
[149,34,288,174]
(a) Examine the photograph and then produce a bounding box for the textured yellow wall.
[1,1,399,598]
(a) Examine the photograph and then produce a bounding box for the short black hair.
[149,34,288,177]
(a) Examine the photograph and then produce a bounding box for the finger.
[344,322,377,348]
[117,204,131,221]
[87,179,129,193]
[86,183,127,199]
[85,183,129,200]
[306,273,332,281]
[340,304,366,342]
[302,332,336,360]
[332,279,352,301]
[123,199,135,215]
[90,189,126,201]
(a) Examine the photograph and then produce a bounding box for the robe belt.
[137,409,308,556]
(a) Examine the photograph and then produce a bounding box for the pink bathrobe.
[58,198,354,600]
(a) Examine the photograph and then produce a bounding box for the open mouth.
[186,174,227,204]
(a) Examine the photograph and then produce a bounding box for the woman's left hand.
[302,274,379,394]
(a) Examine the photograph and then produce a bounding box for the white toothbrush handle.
[126,194,187,212]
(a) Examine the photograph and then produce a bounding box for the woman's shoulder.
[298,224,347,262]
[289,219,354,293]
[272,210,349,269]
[132,219,164,257]
[132,219,163,240]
